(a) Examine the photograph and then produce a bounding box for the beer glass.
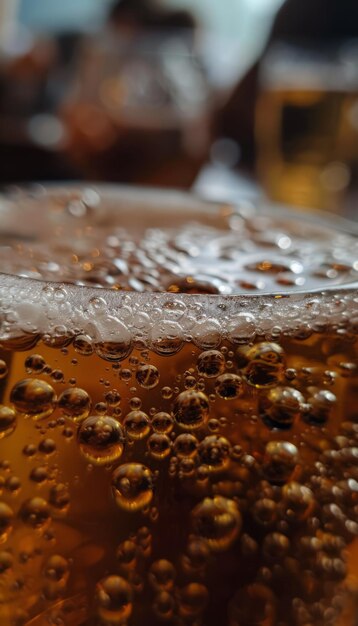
[0,184,357,626]
[256,42,358,213]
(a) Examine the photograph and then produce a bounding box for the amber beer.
[0,186,356,626]
[256,44,358,212]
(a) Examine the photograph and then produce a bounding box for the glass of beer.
[256,42,358,213]
[0,184,357,626]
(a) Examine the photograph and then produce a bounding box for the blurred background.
[1,0,358,217]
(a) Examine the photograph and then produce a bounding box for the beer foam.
[0,185,357,347]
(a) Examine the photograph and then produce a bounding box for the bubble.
[24,354,46,375]
[51,369,64,382]
[44,554,70,582]
[198,435,231,473]
[5,476,21,492]
[161,386,173,400]
[244,342,286,388]
[197,350,226,378]
[147,434,172,460]
[177,583,209,618]
[282,482,315,523]
[73,334,94,356]
[0,406,16,439]
[184,375,196,389]
[136,364,160,389]
[58,387,91,422]
[123,410,150,440]
[0,360,8,379]
[173,433,198,458]
[260,387,304,428]
[10,378,56,420]
[263,441,299,484]
[38,438,56,454]
[22,443,37,457]
[95,339,132,363]
[105,390,121,407]
[193,319,222,349]
[30,466,49,483]
[315,552,347,581]
[49,483,70,511]
[215,374,244,399]
[78,416,125,465]
[20,497,50,529]
[116,540,137,570]
[149,559,176,591]
[182,537,210,574]
[152,591,176,621]
[252,498,278,527]
[305,390,337,424]
[228,583,276,626]
[262,532,290,560]
[120,369,132,381]
[192,496,241,552]
[95,575,133,623]
[0,551,13,573]
[95,401,108,415]
[173,390,210,430]
[0,502,14,541]
[150,321,184,355]
[152,412,174,434]
[111,463,154,512]
[228,312,257,345]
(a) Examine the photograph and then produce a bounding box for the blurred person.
[216,0,358,171]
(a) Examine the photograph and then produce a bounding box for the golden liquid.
[0,326,356,626]
[256,88,358,211]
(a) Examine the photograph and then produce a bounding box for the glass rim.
[0,183,356,345]
[0,181,357,300]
